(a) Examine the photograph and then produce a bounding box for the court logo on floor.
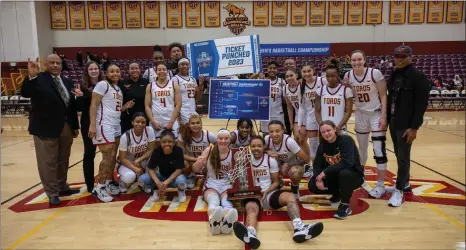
[8,167,465,222]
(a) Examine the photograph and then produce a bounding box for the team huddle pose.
[82,49,393,247]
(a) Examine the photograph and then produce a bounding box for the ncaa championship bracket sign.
[185,35,261,79]
[209,79,270,121]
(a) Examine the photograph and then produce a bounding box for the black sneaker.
[292,222,324,243]
[329,194,341,203]
[403,184,412,193]
[334,204,352,220]
[233,222,261,249]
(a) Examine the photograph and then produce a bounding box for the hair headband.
[178,58,190,65]
[217,129,230,136]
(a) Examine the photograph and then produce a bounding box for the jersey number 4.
[160,97,166,107]
[357,93,370,102]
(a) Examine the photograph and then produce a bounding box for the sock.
[292,218,304,230]
[309,137,319,159]
[247,226,256,235]
[355,132,370,166]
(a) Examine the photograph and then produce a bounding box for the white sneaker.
[138,179,152,193]
[96,186,113,203]
[221,208,238,234]
[368,183,386,199]
[303,164,313,178]
[150,191,159,202]
[209,206,224,235]
[388,189,404,207]
[119,180,128,193]
[178,190,186,203]
[106,181,120,196]
[293,222,324,243]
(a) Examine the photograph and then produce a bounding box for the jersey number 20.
[357,93,370,102]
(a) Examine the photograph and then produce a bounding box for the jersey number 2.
[188,89,196,98]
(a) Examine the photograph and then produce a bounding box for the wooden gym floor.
[1,111,465,250]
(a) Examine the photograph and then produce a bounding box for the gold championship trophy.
[227,147,262,200]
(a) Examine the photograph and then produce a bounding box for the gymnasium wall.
[44,1,465,48]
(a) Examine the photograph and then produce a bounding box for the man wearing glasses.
[386,45,430,207]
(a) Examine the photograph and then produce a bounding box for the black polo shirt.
[119,77,149,115]
[148,145,185,178]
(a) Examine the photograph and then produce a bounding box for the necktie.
[54,77,70,106]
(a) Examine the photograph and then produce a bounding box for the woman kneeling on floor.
[233,136,324,249]
[308,120,364,220]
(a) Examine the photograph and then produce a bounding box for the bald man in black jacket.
[21,54,81,206]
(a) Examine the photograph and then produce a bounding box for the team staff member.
[308,120,364,220]
[167,42,184,74]
[76,61,104,193]
[21,55,80,206]
[119,62,149,133]
[386,46,430,207]
[143,45,171,82]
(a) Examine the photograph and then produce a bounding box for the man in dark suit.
[386,46,430,207]
[21,54,81,206]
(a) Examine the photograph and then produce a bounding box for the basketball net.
[228,147,253,184]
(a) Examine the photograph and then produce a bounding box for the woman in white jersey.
[89,64,135,202]
[143,45,173,83]
[145,63,182,147]
[117,112,156,193]
[192,129,238,235]
[230,118,255,148]
[265,120,309,199]
[315,58,353,134]
[171,58,203,127]
[179,114,217,188]
[233,136,324,248]
[298,65,328,178]
[344,50,388,199]
[258,61,286,135]
[283,69,311,166]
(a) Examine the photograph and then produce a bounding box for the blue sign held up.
[209,79,270,121]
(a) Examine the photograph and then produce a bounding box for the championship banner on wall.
[50,1,67,29]
[253,1,269,26]
[271,1,288,26]
[347,1,364,25]
[408,1,425,23]
[125,1,141,28]
[144,1,160,28]
[390,1,406,24]
[309,1,326,25]
[291,1,307,26]
[260,43,330,56]
[167,1,183,28]
[185,1,201,27]
[185,35,262,79]
[209,79,270,121]
[366,1,383,24]
[88,1,105,29]
[427,1,444,23]
[328,1,345,25]
[69,1,85,29]
[446,1,464,23]
[106,1,123,29]
[204,1,220,27]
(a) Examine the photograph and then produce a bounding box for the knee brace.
[221,195,233,209]
[120,171,136,184]
[372,135,388,167]
[206,193,220,210]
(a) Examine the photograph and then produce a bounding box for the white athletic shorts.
[118,165,138,184]
[355,109,383,133]
[261,189,281,210]
[93,124,121,145]
[153,119,180,140]
[180,110,198,125]
[203,179,231,195]
[260,115,285,133]
[305,118,319,132]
